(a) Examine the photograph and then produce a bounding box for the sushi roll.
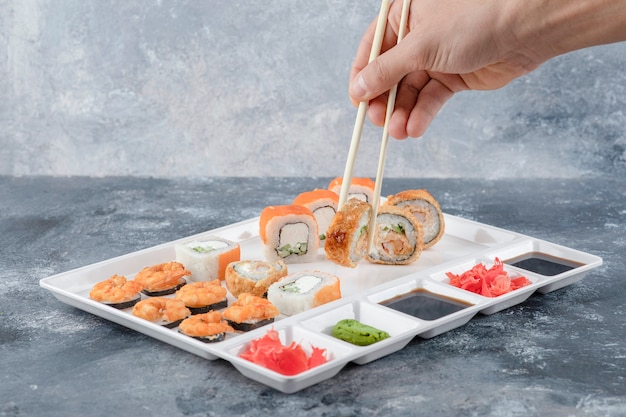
[89,274,143,309]
[222,293,280,331]
[328,176,375,203]
[224,260,288,298]
[174,236,240,281]
[292,189,339,247]
[132,298,191,328]
[259,205,320,264]
[384,189,445,248]
[178,311,234,343]
[174,280,228,314]
[267,270,342,316]
[366,205,424,265]
[324,198,372,268]
[133,261,190,296]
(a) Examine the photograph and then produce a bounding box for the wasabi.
[331,319,390,346]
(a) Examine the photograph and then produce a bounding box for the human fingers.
[349,18,378,93]
[349,16,401,107]
[387,71,430,139]
[349,0,412,107]
[349,34,418,106]
[406,83,454,138]
[406,74,459,138]
[365,92,390,127]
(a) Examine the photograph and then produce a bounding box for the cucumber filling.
[280,275,322,294]
[277,242,308,258]
[277,222,309,258]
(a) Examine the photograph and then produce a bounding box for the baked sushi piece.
[292,189,339,246]
[366,205,424,265]
[174,280,228,314]
[178,311,234,343]
[133,261,190,296]
[174,237,240,281]
[259,205,320,264]
[222,293,280,331]
[224,260,288,298]
[324,198,372,268]
[328,176,375,203]
[267,270,342,316]
[89,274,143,309]
[384,189,445,248]
[131,297,191,328]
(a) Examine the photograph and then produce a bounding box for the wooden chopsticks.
[367,0,411,253]
[336,0,412,252]
[338,0,392,210]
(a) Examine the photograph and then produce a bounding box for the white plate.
[40,213,602,393]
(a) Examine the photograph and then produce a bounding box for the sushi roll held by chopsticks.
[324,199,373,268]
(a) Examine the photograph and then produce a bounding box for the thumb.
[349,41,416,102]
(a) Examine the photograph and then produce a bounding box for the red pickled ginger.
[446,258,530,297]
[239,328,327,376]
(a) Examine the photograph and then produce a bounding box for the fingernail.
[351,74,368,100]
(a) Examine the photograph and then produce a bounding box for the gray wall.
[2,0,625,179]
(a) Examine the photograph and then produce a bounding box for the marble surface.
[1,1,625,178]
[1,176,625,417]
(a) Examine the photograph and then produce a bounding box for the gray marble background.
[1,0,625,179]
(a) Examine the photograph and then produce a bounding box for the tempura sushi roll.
[384,189,445,248]
[292,189,339,247]
[324,198,372,268]
[224,260,288,298]
[222,293,280,331]
[328,176,375,203]
[267,270,342,316]
[259,205,320,264]
[178,311,234,343]
[175,236,240,281]
[366,205,424,265]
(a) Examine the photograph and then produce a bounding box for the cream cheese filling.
[281,275,322,294]
[186,240,229,253]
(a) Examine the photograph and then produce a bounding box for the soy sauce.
[380,288,472,321]
[504,252,583,276]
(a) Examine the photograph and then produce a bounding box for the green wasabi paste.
[331,319,390,346]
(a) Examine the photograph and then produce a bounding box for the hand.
[349,0,626,139]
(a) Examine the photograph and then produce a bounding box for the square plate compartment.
[300,300,422,365]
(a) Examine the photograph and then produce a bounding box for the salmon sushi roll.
[224,260,288,298]
[259,205,320,264]
[366,205,424,265]
[324,198,372,268]
[328,176,375,204]
[174,236,240,281]
[292,189,339,246]
[267,270,342,316]
[384,189,445,248]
